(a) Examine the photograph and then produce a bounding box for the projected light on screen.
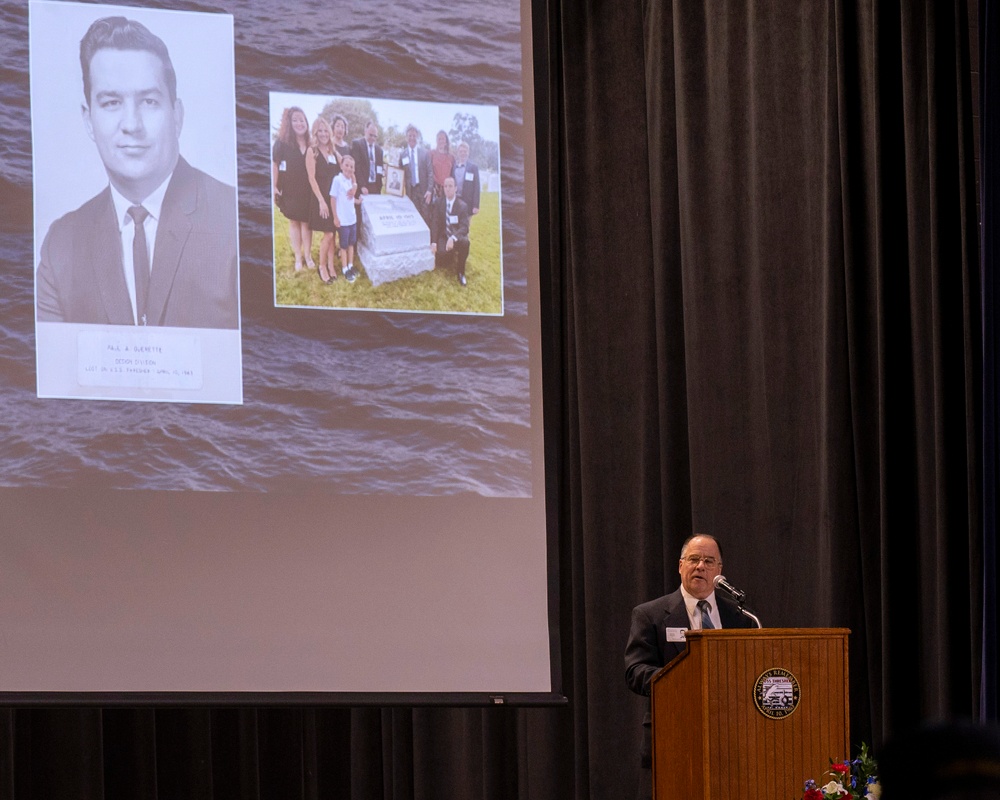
[0,0,553,700]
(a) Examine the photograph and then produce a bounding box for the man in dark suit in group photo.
[351,121,384,199]
[350,120,384,245]
[400,123,430,221]
[452,140,481,217]
[35,15,239,329]
[430,176,471,287]
[624,534,755,800]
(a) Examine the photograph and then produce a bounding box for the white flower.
[865,781,881,800]
[821,781,846,795]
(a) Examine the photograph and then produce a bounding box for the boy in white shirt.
[332,155,359,283]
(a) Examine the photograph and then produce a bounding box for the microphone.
[713,574,747,604]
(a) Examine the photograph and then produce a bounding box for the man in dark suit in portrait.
[452,140,481,216]
[35,15,238,329]
[430,176,471,287]
[400,123,429,221]
[624,534,755,800]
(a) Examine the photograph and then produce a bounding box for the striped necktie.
[697,600,715,630]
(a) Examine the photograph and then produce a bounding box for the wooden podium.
[650,628,850,800]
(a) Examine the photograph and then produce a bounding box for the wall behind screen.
[0,0,551,695]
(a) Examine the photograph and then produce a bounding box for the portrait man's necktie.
[128,205,150,326]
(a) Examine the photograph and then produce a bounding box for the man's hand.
[472,208,479,215]
[446,236,455,252]
[430,242,437,254]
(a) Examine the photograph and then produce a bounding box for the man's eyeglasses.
[681,555,719,567]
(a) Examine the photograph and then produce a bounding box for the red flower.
[832,762,850,775]
[803,790,824,800]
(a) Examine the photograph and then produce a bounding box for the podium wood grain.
[650,628,850,800]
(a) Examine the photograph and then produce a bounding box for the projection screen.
[0,0,556,702]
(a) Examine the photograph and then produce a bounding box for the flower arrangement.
[802,743,879,800]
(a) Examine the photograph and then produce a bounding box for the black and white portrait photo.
[30,1,242,404]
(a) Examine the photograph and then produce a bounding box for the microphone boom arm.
[737,606,763,628]
[714,574,763,628]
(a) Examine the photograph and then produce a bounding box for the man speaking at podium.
[624,534,755,800]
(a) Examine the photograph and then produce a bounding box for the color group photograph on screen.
[269,92,503,316]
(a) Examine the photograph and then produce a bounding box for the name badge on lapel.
[448,214,459,225]
[665,627,687,643]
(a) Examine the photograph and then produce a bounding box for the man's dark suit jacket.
[36,157,239,329]
[452,159,481,211]
[430,195,471,248]
[350,137,384,196]
[624,588,755,781]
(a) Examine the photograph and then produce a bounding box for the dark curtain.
[982,0,1000,723]
[0,1,982,797]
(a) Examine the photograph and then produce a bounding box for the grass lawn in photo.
[273,191,503,315]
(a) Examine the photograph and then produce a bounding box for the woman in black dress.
[306,116,339,283]
[330,114,351,169]
[272,106,314,272]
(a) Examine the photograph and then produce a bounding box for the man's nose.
[120,100,144,133]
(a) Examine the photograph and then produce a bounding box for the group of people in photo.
[271,107,356,283]
[272,107,482,288]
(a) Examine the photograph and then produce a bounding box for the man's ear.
[81,103,95,142]
[173,97,184,139]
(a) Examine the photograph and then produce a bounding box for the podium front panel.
[650,628,849,800]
